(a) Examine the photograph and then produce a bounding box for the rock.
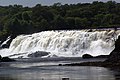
[106,35,120,62]
[0,35,16,48]
[28,51,50,58]
[48,54,58,58]
[88,29,92,32]
[59,64,62,66]
[106,52,120,63]
[62,78,69,80]
[1,57,15,62]
[94,55,109,58]
[0,55,2,60]
[82,54,93,59]
[18,56,23,58]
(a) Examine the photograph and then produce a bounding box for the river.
[0,58,120,80]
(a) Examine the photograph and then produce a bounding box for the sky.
[0,0,120,7]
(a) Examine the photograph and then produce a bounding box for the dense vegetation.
[0,1,120,42]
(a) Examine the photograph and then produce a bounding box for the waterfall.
[0,36,11,48]
[0,30,120,58]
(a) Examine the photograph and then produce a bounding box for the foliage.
[0,1,119,40]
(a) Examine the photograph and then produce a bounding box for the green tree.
[40,19,49,31]
[65,17,75,29]
[93,14,104,27]
[53,15,66,29]
[22,11,31,21]
[75,17,89,29]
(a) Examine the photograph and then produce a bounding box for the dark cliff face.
[106,36,120,62]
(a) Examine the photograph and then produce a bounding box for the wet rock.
[48,54,58,58]
[0,35,16,48]
[0,55,1,62]
[106,36,120,62]
[1,57,15,62]
[28,51,50,58]
[62,78,69,80]
[82,54,93,59]
[94,55,109,58]
[88,29,92,32]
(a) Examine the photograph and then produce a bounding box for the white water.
[0,36,11,47]
[0,30,120,58]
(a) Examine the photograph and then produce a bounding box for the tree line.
[0,1,120,42]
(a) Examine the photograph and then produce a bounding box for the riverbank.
[60,61,120,70]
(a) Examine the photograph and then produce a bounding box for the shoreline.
[14,57,106,62]
[59,61,120,70]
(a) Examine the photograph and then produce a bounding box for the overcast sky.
[0,0,120,7]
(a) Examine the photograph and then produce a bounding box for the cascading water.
[0,30,119,58]
[0,36,11,48]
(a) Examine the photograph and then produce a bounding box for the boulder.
[0,55,2,60]
[1,57,15,62]
[82,54,93,59]
[106,36,120,62]
[28,51,50,58]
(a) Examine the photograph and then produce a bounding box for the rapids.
[0,30,120,58]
